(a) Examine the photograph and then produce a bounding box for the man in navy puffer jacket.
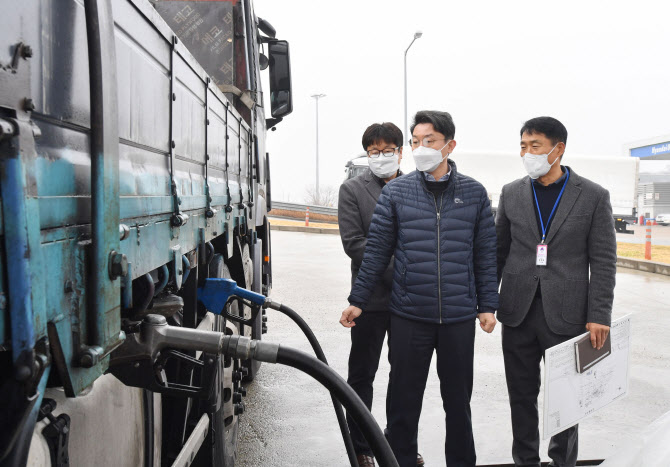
[340,110,499,467]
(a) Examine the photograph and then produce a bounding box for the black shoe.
[356,454,375,467]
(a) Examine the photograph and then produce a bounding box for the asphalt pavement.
[237,230,670,466]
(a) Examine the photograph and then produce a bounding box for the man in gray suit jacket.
[339,122,423,467]
[496,117,617,467]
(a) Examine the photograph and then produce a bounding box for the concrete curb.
[268,208,337,223]
[617,257,670,276]
[270,224,340,235]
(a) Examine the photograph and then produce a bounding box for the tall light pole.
[311,93,326,201]
[404,31,423,143]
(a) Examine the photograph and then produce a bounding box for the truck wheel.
[193,254,240,467]
[240,241,262,382]
[208,320,241,467]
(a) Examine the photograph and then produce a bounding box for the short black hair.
[361,122,403,150]
[520,116,568,146]
[410,110,455,140]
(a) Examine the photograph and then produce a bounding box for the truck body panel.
[1,0,290,464]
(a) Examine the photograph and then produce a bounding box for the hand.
[340,306,362,328]
[585,322,610,350]
[477,312,496,333]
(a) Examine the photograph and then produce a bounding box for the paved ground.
[237,231,670,466]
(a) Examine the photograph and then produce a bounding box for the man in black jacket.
[340,111,498,467]
[339,122,426,467]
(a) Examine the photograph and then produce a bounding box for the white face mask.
[368,154,400,179]
[412,141,450,173]
[522,143,559,179]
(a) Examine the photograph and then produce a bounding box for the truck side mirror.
[259,53,269,70]
[268,40,292,118]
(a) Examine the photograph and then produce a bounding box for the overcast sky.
[254,0,670,203]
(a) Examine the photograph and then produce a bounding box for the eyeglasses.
[409,137,446,148]
[367,147,400,158]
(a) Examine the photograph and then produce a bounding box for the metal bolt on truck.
[0,0,293,464]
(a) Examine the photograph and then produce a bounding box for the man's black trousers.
[387,314,477,467]
[346,310,390,456]
[502,296,579,467]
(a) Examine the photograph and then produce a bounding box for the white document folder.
[543,315,632,439]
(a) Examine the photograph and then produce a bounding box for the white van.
[344,154,369,181]
[344,150,416,182]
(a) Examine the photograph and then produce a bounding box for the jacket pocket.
[498,271,519,315]
[561,279,589,324]
[560,214,591,235]
[399,263,407,295]
[468,264,474,298]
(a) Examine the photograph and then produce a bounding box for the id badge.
[536,244,548,266]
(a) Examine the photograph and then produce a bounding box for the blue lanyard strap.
[531,169,570,243]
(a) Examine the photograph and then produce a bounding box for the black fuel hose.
[272,303,357,466]
[275,345,398,467]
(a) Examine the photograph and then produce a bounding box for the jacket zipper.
[433,192,445,323]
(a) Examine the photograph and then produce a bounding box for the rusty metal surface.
[0,0,259,396]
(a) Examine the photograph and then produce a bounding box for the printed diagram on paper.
[543,315,631,439]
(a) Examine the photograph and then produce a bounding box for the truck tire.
[240,241,262,382]
[193,254,240,467]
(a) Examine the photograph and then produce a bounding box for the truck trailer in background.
[449,152,638,232]
[344,151,637,232]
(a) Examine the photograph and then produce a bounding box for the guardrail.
[271,201,338,217]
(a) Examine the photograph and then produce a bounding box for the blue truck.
[0,0,292,464]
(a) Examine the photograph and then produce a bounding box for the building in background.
[637,173,670,219]
[624,135,670,220]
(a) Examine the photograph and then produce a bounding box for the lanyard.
[531,169,570,243]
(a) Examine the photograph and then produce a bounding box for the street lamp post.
[404,31,423,143]
[311,93,326,202]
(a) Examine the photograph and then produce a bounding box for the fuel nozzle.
[132,313,278,363]
[196,277,284,328]
[109,314,279,397]
[198,278,267,310]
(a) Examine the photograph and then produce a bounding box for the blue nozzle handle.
[232,283,267,305]
[197,278,266,315]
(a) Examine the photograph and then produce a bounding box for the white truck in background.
[344,154,369,181]
[343,151,421,181]
[451,151,638,232]
[344,151,638,233]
